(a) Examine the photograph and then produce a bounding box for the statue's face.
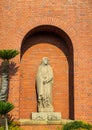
[42,57,48,65]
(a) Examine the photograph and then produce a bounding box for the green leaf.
[0,102,15,116]
[0,50,19,60]
[63,121,92,130]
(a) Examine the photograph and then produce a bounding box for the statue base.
[32,112,61,121]
[38,107,54,112]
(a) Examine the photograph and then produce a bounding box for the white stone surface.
[36,57,54,112]
[32,112,61,121]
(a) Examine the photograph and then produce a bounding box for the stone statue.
[32,57,61,120]
[36,57,54,112]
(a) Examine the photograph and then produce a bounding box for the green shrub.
[0,121,23,130]
[0,102,15,116]
[62,121,92,130]
[0,126,5,130]
[0,126,23,130]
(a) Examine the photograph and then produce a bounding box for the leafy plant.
[0,125,23,130]
[8,121,23,130]
[0,102,15,116]
[0,50,19,61]
[0,116,23,130]
[0,101,15,130]
[62,121,92,130]
[0,49,19,101]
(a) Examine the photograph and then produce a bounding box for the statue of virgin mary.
[36,57,54,112]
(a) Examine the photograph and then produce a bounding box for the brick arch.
[21,25,72,58]
[18,17,76,49]
[20,25,74,120]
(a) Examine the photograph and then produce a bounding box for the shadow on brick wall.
[9,61,19,79]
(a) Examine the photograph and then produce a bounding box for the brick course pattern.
[20,125,62,130]
[0,0,92,127]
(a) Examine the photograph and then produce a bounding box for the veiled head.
[41,57,49,65]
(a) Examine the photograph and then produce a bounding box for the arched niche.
[20,25,74,119]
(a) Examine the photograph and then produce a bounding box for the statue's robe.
[36,64,53,111]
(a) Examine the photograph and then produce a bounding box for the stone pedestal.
[32,112,61,121]
[38,107,54,112]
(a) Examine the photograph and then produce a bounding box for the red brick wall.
[0,0,92,124]
[20,125,62,130]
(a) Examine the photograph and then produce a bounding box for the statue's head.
[42,57,49,65]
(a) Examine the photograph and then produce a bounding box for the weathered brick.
[0,0,92,127]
